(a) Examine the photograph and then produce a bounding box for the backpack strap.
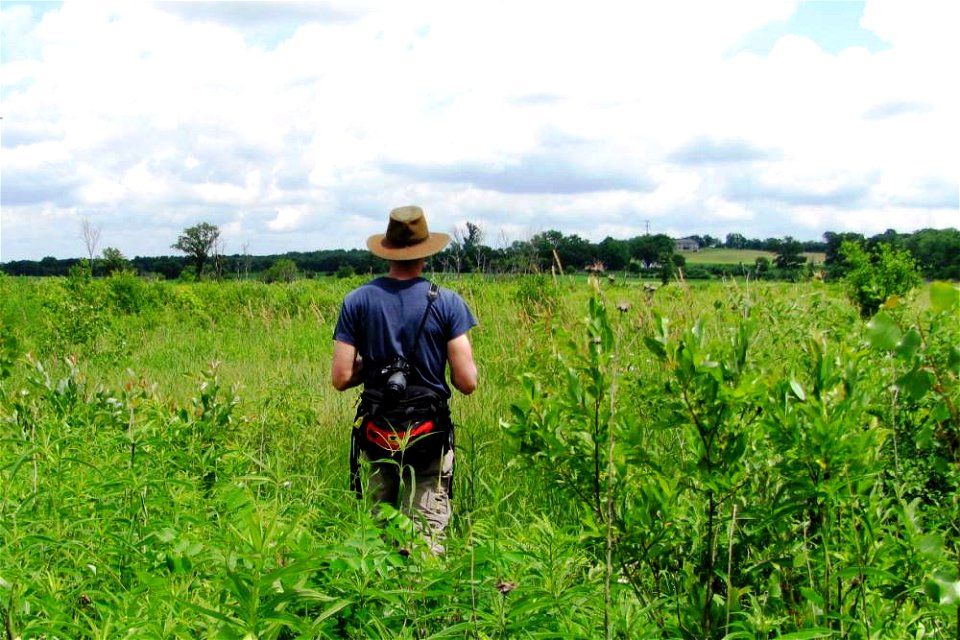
[405,282,440,385]
[409,282,440,355]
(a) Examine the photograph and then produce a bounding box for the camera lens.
[386,370,406,395]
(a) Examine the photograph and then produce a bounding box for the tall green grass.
[0,271,956,637]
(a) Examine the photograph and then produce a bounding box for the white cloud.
[1,0,956,261]
[267,206,307,232]
[80,178,125,205]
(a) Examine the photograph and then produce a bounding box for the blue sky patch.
[728,1,891,57]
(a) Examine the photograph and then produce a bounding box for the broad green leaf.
[898,368,934,402]
[894,329,922,361]
[931,402,951,422]
[929,281,959,314]
[866,311,901,351]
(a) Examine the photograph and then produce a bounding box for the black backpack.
[354,383,451,466]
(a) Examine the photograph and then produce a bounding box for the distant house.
[674,237,700,252]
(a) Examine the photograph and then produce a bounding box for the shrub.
[841,240,921,317]
[683,265,712,280]
[263,258,299,283]
[106,270,153,314]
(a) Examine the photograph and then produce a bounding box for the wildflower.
[496,580,517,595]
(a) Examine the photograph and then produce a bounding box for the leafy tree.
[841,240,921,317]
[823,231,864,274]
[725,232,747,249]
[528,230,594,272]
[502,238,540,273]
[172,222,220,280]
[446,222,488,273]
[556,234,593,271]
[463,221,489,272]
[531,230,564,271]
[443,238,465,274]
[903,227,960,280]
[760,237,781,252]
[598,236,630,271]
[131,256,185,280]
[800,238,827,252]
[263,258,299,283]
[629,234,674,268]
[101,247,129,276]
[867,228,902,250]
[773,236,807,269]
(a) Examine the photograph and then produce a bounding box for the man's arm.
[447,333,477,395]
[331,340,363,391]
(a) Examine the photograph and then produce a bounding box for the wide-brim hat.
[366,205,450,260]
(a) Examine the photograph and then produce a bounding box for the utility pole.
[644,219,650,236]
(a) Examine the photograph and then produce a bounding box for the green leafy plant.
[2,275,957,637]
[841,240,922,317]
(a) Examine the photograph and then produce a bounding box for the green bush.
[263,258,299,283]
[106,270,154,314]
[841,240,922,316]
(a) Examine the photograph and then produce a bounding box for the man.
[331,205,478,554]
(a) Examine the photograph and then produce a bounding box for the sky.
[1,0,957,262]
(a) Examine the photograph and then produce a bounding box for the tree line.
[2,223,958,282]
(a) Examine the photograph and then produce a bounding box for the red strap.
[364,420,435,451]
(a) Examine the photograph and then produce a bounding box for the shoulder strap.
[404,282,440,382]
[411,282,440,351]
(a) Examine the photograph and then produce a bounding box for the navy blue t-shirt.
[333,277,477,398]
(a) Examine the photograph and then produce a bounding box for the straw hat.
[366,206,450,260]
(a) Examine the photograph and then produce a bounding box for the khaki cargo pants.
[362,447,454,554]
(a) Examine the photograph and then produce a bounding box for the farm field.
[680,248,827,265]
[0,271,957,638]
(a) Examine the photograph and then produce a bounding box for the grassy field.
[0,271,956,638]
[681,247,826,265]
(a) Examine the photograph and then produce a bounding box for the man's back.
[333,276,476,398]
[330,206,477,554]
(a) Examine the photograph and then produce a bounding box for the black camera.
[379,358,411,399]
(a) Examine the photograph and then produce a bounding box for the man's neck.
[387,259,425,280]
